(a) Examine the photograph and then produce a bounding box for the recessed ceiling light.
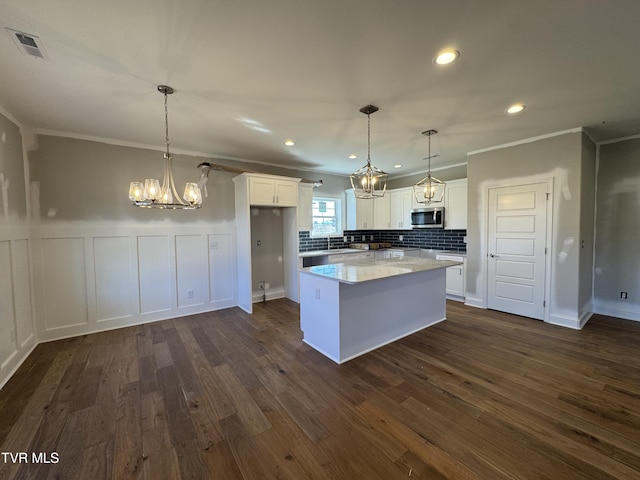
[349,154,358,159]
[284,139,295,146]
[435,49,460,65]
[506,103,526,114]
[394,164,402,169]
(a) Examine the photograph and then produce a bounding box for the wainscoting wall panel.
[176,234,206,308]
[0,226,37,389]
[10,239,33,347]
[0,241,16,368]
[40,236,89,331]
[93,236,134,322]
[32,224,237,342]
[137,234,172,315]
[209,233,235,303]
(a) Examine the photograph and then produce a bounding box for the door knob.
[489,253,499,258]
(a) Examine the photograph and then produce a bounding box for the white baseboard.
[252,286,285,304]
[0,340,38,390]
[546,313,584,330]
[592,300,640,322]
[38,299,236,343]
[464,296,484,309]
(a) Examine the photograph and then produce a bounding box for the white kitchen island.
[299,257,460,364]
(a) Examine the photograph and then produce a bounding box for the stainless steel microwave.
[411,207,444,228]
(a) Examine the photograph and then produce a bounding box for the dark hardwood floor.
[1,299,640,479]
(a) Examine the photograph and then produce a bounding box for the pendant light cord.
[367,112,371,166]
[164,90,171,158]
[427,131,431,172]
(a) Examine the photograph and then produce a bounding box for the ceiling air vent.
[6,28,49,60]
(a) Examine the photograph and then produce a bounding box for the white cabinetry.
[297,183,314,231]
[373,195,390,229]
[436,253,465,301]
[412,187,444,209]
[356,197,375,229]
[444,178,467,230]
[389,188,412,230]
[346,190,388,230]
[233,173,301,313]
[249,174,298,206]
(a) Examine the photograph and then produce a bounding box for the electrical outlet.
[343,236,347,242]
[621,291,628,299]
[187,290,195,299]
[350,236,354,242]
[10,329,16,343]
[315,288,321,299]
[399,235,403,242]
[209,241,218,250]
[258,281,265,290]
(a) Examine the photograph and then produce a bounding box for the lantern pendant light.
[128,85,203,209]
[413,129,445,205]
[350,105,388,199]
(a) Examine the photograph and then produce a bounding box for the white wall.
[31,223,236,342]
[0,111,37,389]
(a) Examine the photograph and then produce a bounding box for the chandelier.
[413,129,445,204]
[128,85,202,209]
[350,105,388,199]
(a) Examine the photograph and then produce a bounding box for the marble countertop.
[299,257,461,284]
[298,248,361,258]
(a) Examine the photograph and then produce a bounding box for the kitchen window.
[311,196,342,236]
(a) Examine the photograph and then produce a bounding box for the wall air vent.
[6,28,49,60]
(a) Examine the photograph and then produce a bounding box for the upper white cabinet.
[444,178,467,230]
[412,187,444,210]
[346,189,385,230]
[355,196,375,230]
[248,174,298,206]
[346,180,466,231]
[390,188,412,230]
[373,194,390,229]
[297,183,314,231]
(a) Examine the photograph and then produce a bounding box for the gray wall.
[387,163,467,189]
[251,207,285,294]
[0,113,27,222]
[594,138,640,319]
[466,131,595,325]
[28,134,351,223]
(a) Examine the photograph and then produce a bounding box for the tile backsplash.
[299,229,466,252]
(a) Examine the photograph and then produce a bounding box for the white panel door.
[487,182,548,320]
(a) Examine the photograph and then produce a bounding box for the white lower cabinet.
[436,254,465,301]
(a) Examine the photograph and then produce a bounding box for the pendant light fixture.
[350,105,388,199]
[129,85,203,209]
[413,129,445,204]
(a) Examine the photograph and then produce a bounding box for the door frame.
[482,176,554,322]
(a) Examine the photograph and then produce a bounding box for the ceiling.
[1,0,640,178]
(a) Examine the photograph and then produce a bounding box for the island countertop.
[299,257,461,284]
